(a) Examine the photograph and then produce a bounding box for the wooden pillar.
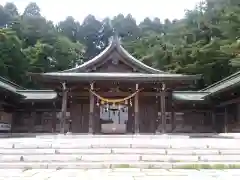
[134,84,139,133]
[28,111,35,133]
[60,82,68,134]
[150,99,156,133]
[161,83,166,133]
[211,109,216,132]
[52,112,57,133]
[94,104,100,134]
[224,107,228,133]
[171,102,175,132]
[127,104,134,133]
[51,102,57,133]
[10,112,16,133]
[80,103,84,133]
[89,83,95,134]
[203,112,207,125]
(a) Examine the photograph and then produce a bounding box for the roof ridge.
[61,38,115,73]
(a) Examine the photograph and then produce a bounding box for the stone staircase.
[0,134,240,169]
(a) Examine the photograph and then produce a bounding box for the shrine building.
[1,37,240,134]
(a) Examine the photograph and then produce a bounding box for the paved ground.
[2,133,240,139]
[1,169,240,180]
[1,134,240,179]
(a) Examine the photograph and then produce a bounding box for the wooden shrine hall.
[29,36,201,134]
[1,36,240,134]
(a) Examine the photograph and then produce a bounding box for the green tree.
[2,0,240,89]
[0,28,27,85]
[23,2,41,17]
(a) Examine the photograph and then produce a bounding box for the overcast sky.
[0,0,201,23]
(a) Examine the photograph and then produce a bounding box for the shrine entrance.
[100,104,128,134]
[90,88,137,134]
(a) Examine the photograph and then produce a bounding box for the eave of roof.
[30,72,201,82]
[0,77,26,90]
[172,91,209,101]
[169,70,240,102]
[17,90,58,101]
[0,76,58,101]
[200,71,240,97]
[0,82,21,95]
[0,78,24,97]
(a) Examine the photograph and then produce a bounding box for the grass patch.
[22,167,32,172]
[173,164,240,169]
[108,163,240,169]
[56,167,62,170]
[169,159,182,163]
[228,164,240,169]
[113,164,132,168]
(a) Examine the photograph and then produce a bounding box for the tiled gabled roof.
[199,71,240,97]
[172,91,209,101]
[173,71,240,101]
[0,77,57,101]
[61,36,167,74]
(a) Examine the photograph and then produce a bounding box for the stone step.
[1,140,239,149]
[1,154,240,162]
[0,148,221,155]
[2,144,240,149]
[1,169,239,179]
[29,133,240,139]
[1,138,240,149]
[1,134,239,140]
[0,161,239,169]
[1,148,240,155]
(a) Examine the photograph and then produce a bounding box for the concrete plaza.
[1,169,240,180]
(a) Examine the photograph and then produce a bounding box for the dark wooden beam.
[68,91,172,97]
[16,109,61,112]
[0,101,18,108]
[216,96,240,108]
[38,80,195,92]
[181,109,212,113]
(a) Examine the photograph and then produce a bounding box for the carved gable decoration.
[90,58,135,73]
[112,58,119,65]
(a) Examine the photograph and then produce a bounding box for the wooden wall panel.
[139,97,158,133]
[82,103,90,133]
[70,103,82,133]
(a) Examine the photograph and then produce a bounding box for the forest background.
[1,0,240,89]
